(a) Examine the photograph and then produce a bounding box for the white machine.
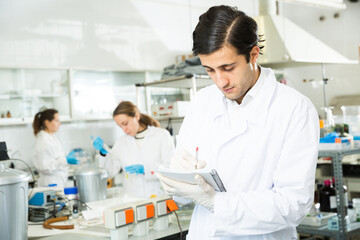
[151,101,191,117]
[104,196,178,240]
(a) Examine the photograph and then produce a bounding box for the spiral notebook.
[157,167,226,192]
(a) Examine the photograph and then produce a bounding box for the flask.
[319,179,337,212]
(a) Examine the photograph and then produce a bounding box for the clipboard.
[158,167,226,192]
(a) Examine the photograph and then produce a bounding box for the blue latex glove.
[124,164,145,175]
[324,132,340,138]
[66,150,80,165]
[92,136,108,154]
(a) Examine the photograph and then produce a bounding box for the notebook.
[157,167,226,192]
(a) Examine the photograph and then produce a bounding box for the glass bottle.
[319,179,337,212]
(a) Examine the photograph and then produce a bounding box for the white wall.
[0,0,254,71]
[0,0,254,166]
[0,120,125,167]
[280,2,360,117]
[1,0,359,166]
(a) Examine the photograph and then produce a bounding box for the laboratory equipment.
[153,197,178,231]
[28,188,61,207]
[28,187,62,221]
[42,216,74,230]
[132,201,155,236]
[354,136,360,147]
[123,173,146,198]
[92,136,110,154]
[353,198,360,222]
[301,212,337,226]
[319,132,351,150]
[341,105,360,136]
[0,142,9,160]
[64,187,79,217]
[28,205,56,222]
[74,165,108,203]
[151,101,191,117]
[0,160,31,240]
[104,206,134,240]
[103,196,179,239]
[321,106,335,135]
[319,179,336,212]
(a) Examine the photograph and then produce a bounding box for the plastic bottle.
[64,187,79,218]
[319,179,337,212]
[353,198,360,222]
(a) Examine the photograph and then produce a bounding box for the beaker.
[321,107,335,135]
[341,105,360,136]
[123,173,146,198]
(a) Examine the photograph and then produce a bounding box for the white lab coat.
[177,67,319,239]
[102,126,175,198]
[33,130,68,188]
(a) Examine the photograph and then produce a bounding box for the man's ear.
[249,45,260,63]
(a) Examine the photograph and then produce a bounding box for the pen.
[195,146,199,169]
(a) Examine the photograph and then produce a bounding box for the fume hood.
[256,0,358,68]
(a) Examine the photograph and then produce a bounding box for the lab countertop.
[28,220,189,240]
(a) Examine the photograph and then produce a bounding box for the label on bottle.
[330,196,337,209]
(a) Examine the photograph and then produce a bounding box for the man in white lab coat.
[157,5,319,240]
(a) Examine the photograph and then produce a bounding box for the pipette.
[195,146,199,169]
[91,136,111,153]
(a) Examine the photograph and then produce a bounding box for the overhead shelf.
[135,74,212,89]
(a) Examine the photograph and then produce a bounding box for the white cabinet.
[135,74,213,137]
[0,67,158,125]
[0,68,70,124]
[135,73,213,119]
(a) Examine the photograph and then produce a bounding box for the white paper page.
[157,166,225,192]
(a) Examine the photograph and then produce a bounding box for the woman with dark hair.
[93,101,175,198]
[32,109,78,188]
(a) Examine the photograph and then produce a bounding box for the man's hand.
[156,173,215,211]
[170,149,206,170]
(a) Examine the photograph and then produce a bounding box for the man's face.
[198,45,257,104]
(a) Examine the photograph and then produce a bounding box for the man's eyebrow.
[202,63,236,69]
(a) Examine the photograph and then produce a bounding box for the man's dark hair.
[192,5,264,62]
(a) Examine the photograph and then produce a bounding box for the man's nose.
[216,72,229,88]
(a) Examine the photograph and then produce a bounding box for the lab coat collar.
[145,126,157,136]
[130,126,156,139]
[245,67,277,127]
[210,67,277,127]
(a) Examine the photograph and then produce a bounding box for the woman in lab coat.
[93,101,175,198]
[32,109,68,188]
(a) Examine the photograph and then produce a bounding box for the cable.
[50,200,56,218]
[173,211,183,240]
[73,199,92,210]
[8,158,36,182]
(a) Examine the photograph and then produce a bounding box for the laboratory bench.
[27,185,192,240]
[28,220,189,240]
